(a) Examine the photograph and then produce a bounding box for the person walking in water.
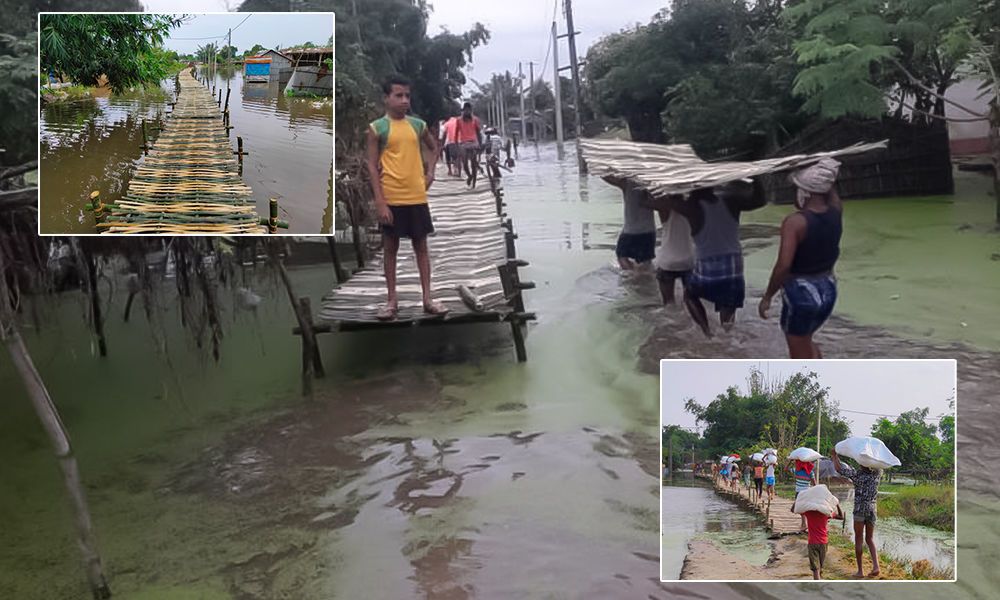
[759,158,843,358]
[831,452,882,578]
[603,175,657,271]
[365,75,447,321]
[455,101,483,186]
[668,179,766,335]
[653,197,696,304]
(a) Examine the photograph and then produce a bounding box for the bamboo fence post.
[224,88,231,113]
[235,136,245,175]
[141,118,149,155]
[73,239,107,357]
[300,297,324,377]
[88,191,103,224]
[268,199,278,234]
[2,327,111,599]
[218,89,222,107]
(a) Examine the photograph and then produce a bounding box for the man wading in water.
[667,180,766,336]
[759,158,843,358]
[366,75,448,320]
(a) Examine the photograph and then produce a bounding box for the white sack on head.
[751,452,764,462]
[789,157,841,193]
[835,436,901,470]
[792,484,840,515]
[788,447,823,462]
[763,448,777,456]
[764,454,778,465]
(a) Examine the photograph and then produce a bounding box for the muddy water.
[661,478,771,580]
[38,66,333,234]
[836,497,955,573]
[2,142,999,599]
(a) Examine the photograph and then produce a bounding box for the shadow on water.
[2,142,998,599]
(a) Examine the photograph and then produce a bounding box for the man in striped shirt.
[832,453,882,578]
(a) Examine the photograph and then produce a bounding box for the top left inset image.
[38,12,334,235]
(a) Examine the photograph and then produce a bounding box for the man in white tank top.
[653,200,696,304]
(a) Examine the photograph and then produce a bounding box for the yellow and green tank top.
[370,115,427,206]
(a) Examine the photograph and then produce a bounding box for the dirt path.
[681,535,868,580]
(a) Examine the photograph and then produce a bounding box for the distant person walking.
[603,176,657,271]
[831,452,882,578]
[765,461,775,501]
[455,102,483,186]
[439,113,460,177]
[753,462,764,501]
[668,180,766,336]
[759,158,842,358]
[365,74,447,321]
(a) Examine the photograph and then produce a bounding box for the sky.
[660,360,956,440]
[139,8,333,55]
[142,0,670,89]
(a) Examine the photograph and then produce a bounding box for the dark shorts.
[616,231,656,263]
[780,273,837,336]
[381,204,434,241]
[656,267,691,284]
[444,143,458,163]
[854,511,877,525]
[808,543,827,571]
[686,253,745,310]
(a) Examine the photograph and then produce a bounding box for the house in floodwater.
[280,46,333,96]
[246,49,293,85]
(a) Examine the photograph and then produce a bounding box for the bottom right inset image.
[660,359,956,582]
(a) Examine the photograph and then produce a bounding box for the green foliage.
[870,407,954,478]
[878,484,954,531]
[684,368,850,465]
[39,14,181,93]
[661,425,701,470]
[326,0,489,160]
[243,44,267,57]
[0,32,38,165]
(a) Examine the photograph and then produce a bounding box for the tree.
[785,0,1000,222]
[196,42,219,64]
[39,14,181,93]
[662,425,701,471]
[219,44,239,61]
[243,43,267,57]
[871,407,952,478]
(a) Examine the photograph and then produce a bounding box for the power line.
[538,0,559,82]
[838,407,949,420]
[168,14,251,42]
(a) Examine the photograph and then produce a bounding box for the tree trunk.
[3,328,111,599]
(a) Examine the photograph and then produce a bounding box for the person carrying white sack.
[758,157,843,358]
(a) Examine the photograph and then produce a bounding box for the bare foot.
[852,571,865,579]
[423,300,449,316]
[868,569,880,578]
[376,302,398,321]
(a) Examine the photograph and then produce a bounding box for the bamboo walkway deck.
[696,472,806,537]
[316,169,535,360]
[92,68,268,234]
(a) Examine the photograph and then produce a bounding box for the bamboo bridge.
[88,68,280,234]
[695,471,814,537]
[300,168,535,367]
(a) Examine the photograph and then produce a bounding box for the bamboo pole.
[141,118,149,155]
[326,236,345,283]
[2,327,111,599]
[270,247,320,397]
[268,198,278,234]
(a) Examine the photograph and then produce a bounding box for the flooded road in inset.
[39,66,333,234]
[3,142,998,598]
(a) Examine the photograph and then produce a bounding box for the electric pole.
[551,21,564,159]
[518,62,526,146]
[564,0,586,172]
[528,61,537,142]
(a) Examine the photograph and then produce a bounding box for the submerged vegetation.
[879,484,955,532]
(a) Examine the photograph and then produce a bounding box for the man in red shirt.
[792,497,845,580]
[454,102,483,186]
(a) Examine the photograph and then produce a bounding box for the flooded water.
[39,66,333,234]
[3,142,999,599]
[661,478,771,580]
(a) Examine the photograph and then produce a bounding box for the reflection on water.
[661,481,771,580]
[39,67,333,234]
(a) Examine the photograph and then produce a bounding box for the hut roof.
[579,137,888,196]
[280,46,333,55]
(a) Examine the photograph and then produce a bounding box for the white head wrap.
[789,157,841,194]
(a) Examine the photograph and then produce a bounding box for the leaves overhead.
[39,14,183,93]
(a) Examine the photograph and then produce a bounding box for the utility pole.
[668,435,673,481]
[551,21,564,159]
[564,0,587,172]
[227,28,232,91]
[528,61,537,142]
[518,62,526,146]
[499,74,507,137]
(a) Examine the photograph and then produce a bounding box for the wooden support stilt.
[348,199,365,269]
[140,118,149,155]
[271,247,320,397]
[234,136,245,175]
[326,236,345,283]
[87,191,104,224]
[218,89,222,107]
[300,297,325,377]
[224,88,231,113]
[510,318,527,362]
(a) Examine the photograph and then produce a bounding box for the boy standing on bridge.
[366,75,447,320]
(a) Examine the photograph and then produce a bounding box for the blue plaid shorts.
[686,253,745,310]
[780,273,837,336]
